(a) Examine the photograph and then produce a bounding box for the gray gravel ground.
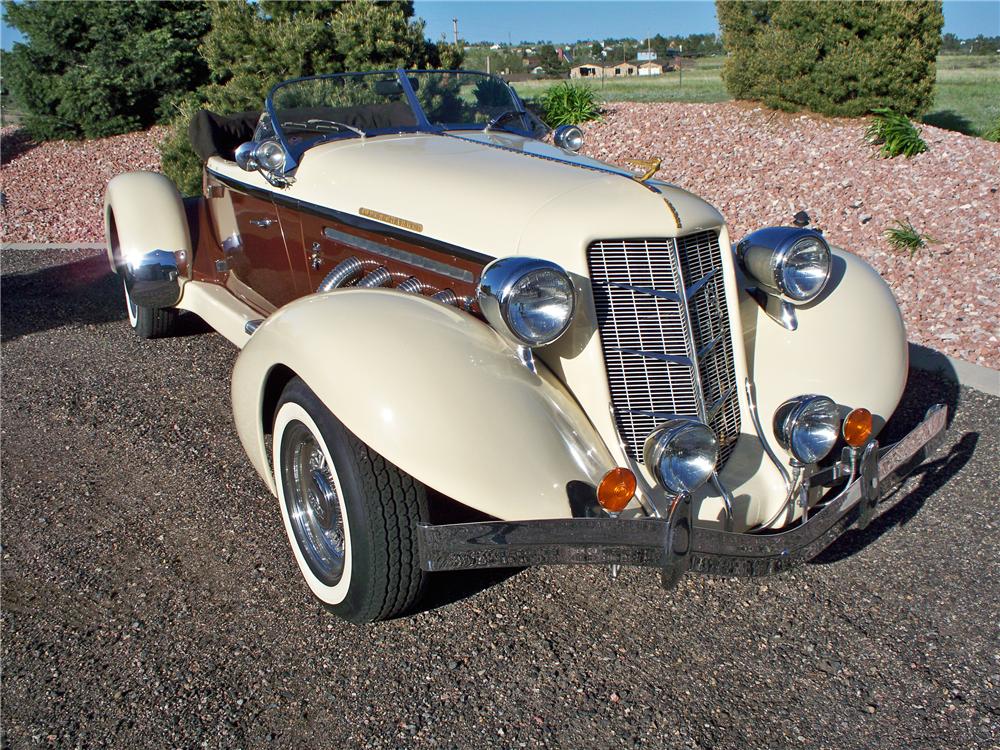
[2,248,998,750]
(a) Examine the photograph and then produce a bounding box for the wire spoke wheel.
[272,378,427,622]
[280,420,346,586]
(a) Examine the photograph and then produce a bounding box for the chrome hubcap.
[281,421,345,585]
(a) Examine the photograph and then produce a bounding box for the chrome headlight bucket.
[774,395,840,464]
[553,124,584,152]
[643,419,719,495]
[477,257,576,347]
[737,227,832,304]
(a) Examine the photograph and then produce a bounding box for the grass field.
[515,57,729,104]
[516,55,1000,139]
[923,55,1000,137]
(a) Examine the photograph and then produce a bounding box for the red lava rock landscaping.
[1,125,164,244]
[1,104,997,368]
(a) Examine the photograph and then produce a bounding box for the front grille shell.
[587,231,742,469]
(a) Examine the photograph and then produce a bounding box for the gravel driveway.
[2,248,998,749]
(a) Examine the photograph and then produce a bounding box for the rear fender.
[232,289,617,521]
[104,172,191,274]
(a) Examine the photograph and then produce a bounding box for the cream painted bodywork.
[175,281,255,348]
[231,289,617,520]
[204,130,906,528]
[103,172,190,273]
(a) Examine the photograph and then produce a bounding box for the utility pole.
[452,17,459,45]
[678,44,683,87]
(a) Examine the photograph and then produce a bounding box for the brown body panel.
[194,169,486,315]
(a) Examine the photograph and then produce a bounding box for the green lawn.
[515,55,1000,139]
[922,55,1000,137]
[514,57,729,104]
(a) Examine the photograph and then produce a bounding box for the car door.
[225,187,299,313]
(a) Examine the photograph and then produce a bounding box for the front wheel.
[273,377,427,622]
[123,277,178,339]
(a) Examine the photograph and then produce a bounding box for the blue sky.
[2,1,998,50]
[414,0,999,44]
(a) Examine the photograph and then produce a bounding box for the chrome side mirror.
[235,142,256,171]
[553,124,584,152]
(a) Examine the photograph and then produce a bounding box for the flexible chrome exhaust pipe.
[317,256,364,292]
[432,288,457,306]
[396,277,423,295]
[355,267,392,289]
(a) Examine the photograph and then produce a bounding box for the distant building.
[637,50,657,61]
[637,60,663,76]
[570,63,605,79]
[608,61,638,77]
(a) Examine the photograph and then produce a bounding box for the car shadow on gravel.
[809,430,978,566]
[413,568,524,616]
[1,254,211,343]
[810,367,974,566]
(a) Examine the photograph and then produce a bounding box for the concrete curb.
[2,243,997,397]
[2,242,106,251]
[908,343,999,398]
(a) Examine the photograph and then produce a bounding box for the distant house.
[637,60,663,76]
[570,63,605,79]
[530,65,546,76]
[608,61,638,76]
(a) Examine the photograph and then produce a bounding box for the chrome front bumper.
[417,404,948,585]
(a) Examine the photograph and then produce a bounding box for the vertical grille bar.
[588,231,741,467]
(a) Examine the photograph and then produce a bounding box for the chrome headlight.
[477,257,576,347]
[737,227,831,303]
[774,395,840,464]
[553,124,584,152]
[643,419,719,495]
[253,140,287,173]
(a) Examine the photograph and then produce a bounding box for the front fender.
[231,289,617,521]
[746,247,908,459]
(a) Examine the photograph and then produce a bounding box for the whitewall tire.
[272,377,428,622]
[122,276,178,339]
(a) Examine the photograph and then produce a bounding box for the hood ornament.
[624,157,662,182]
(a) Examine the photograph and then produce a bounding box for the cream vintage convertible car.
[105,70,946,622]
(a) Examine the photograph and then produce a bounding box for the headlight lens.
[477,258,576,346]
[737,227,832,304]
[553,124,584,152]
[253,140,286,172]
[779,236,831,301]
[643,419,719,495]
[774,395,840,464]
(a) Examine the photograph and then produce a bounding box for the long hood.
[280,132,724,260]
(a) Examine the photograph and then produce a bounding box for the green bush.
[865,108,927,158]
[984,115,1000,143]
[161,0,461,195]
[2,0,210,141]
[539,83,602,127]
[716,1,943,118]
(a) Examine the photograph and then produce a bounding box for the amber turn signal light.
[842,407,873,448]
[597,468,637,513]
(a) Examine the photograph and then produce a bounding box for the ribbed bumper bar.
[416,404,947,585]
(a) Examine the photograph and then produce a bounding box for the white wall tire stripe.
[273,401,354,605]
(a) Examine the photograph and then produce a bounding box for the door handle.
[249,218,276,228]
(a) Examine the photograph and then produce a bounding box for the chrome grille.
[588,231,742,468]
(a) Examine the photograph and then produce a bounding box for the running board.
[176,280,260,348]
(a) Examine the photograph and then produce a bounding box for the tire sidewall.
[123,277,139,328]
[273,381,380,618]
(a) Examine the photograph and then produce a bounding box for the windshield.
[264,70,535,168]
